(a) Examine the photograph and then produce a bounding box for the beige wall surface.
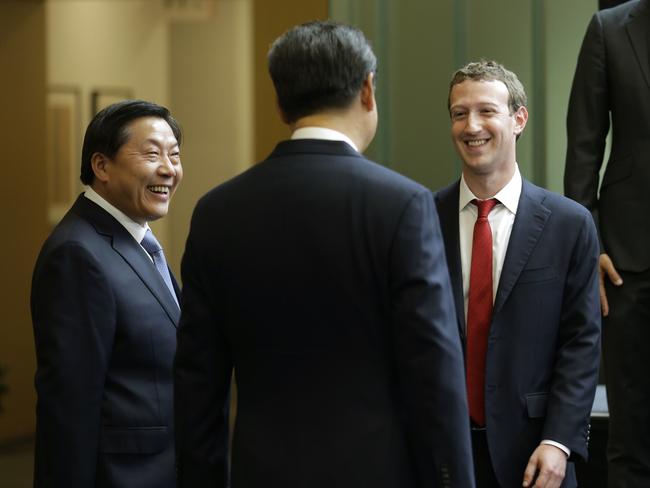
[169,0,254,275]
[0,1,47,442]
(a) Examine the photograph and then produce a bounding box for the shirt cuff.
[541,440,570,458]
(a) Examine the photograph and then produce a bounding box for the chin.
[145,207,169,222]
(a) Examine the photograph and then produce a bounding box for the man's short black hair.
[80,99,182,185]
[267,20,377,125]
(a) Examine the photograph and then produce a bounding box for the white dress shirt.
[459,167,520,322]
[291,126,359,152]
[458,165,570,458]
[84,187,151,258]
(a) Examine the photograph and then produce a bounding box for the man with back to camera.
[434,60,601,488]
[31,100,182,487]
[174,20,474,488]
[565,1,650,485]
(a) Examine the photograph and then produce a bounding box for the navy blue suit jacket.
[435,179,601,488]
[31,195,179,488]
[175,139,475,488]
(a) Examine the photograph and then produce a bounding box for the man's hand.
[522,444,567,488]
[599,253,623,316]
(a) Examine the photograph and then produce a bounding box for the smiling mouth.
[466,139,489,147]
[148,185,170,195]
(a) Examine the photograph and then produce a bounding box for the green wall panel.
[330,0,599,194]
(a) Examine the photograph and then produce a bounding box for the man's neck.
[291,112,367,152]
[462,163,516,200]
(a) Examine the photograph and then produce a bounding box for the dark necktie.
[466,198,498,427]
[141,229,179,307]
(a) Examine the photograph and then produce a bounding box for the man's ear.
[513,106,529,136]
[91,153,110,183]
[360,72,376,112]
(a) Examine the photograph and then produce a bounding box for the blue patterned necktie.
[141,229,179,307]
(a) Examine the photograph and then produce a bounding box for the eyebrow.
[450,102,500,111]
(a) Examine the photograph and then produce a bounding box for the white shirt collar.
[459,164,522,214]
[291,126,359,152]
[83,186,149,243]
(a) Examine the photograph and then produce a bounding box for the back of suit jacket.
[175,139,473,488]
[31,196,179,488]
[565,0,650,271]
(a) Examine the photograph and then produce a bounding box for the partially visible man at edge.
[31,100,183,488]
[174,20,475,488]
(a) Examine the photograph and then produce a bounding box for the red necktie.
[466,198,498,427]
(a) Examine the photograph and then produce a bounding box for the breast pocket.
[99,426,169,454]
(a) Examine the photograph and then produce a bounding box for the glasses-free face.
[449,79,527,180]
[92,116,182,224]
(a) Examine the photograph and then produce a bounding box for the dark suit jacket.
[174,139,475,488]
[565,0,650,271]
[435,179,601,488]
[31,195,179,488]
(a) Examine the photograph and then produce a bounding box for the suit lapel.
[72,195,180,327]
[626,1,650,91]
[493,181,550,315]
[434,183,466,339]
[111,233,181,326]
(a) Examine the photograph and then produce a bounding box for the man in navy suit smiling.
[435,60,601,488]
[31,100,182,488]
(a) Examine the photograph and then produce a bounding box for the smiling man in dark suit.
[565,2,650,486]
[434,60,601,488]
[174,20,474,488]
[31,100,182,487]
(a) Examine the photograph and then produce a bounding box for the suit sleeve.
[389,189,475,488]
[565,12,610,235]
[31,243,115,487]
[174,207,232,488]
[543,210,601,461]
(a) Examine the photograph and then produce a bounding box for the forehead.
[123,116,176,144]
[450,79,509,107]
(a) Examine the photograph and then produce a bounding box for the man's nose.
[159,155,177,176]
[465,111,481,132]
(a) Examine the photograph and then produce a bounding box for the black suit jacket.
[31,195,179,488]
[435,179,601,488]
[174,139,475,488]
[565,0,650,271]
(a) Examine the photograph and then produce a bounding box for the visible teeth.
[148,186,169,194]
[467,139,488,147]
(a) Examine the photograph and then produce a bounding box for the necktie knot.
[472,198,498,219]
[141,229,163,255]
